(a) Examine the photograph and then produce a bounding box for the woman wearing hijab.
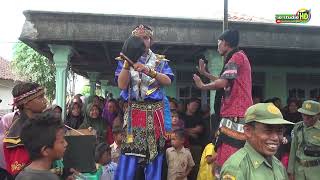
[80,103,109,144]
[65,102,84,129]
[45,104,63,119]
[102,99,120,127]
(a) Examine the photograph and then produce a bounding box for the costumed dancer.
[114,24,174,180]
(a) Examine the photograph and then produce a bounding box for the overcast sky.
[0,0,318,60]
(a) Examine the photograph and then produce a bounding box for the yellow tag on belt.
[127,134,133,143]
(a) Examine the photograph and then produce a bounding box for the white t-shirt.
[101,162,117,180]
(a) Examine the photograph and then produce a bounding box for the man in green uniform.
[220,103,293,180]
[288,100,320,180]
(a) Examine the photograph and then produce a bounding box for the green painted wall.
[205,49,223,114]
[254,66,320,103]
[264,71,287,103]
[164,67,177,98]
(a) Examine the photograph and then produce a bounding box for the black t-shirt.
[180,112,204,145]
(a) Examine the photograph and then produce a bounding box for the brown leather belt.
[297,157,320,167]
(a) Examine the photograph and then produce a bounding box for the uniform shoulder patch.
[222,173,236,180]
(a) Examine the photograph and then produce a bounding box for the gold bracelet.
[148,68,158,78]
[123,60,130,70]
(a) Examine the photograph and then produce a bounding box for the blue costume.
[114,42,174,180]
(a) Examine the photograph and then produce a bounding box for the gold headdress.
[132,24,153,38]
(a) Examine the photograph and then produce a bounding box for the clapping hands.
[197,59,207,75]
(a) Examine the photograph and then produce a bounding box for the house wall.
[0,79,16,115]
[254,66,320,105]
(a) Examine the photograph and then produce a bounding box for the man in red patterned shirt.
[3,82,47,175]
[193,29,252,178]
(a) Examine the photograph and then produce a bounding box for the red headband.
[12,87,45,106]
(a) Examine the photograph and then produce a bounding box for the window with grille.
[287,73,320,101]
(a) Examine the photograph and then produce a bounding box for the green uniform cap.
[245,103,294,124]
[298,100,320,116]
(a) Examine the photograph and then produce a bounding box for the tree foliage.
[81,86,90,97]
[11,42,56,101]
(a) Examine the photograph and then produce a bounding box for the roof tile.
[0,56,22,81]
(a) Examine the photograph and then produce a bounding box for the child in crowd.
[95,143,117,180]
[15,111,67,180]
[166,129,195,180]
[197,143,216,180]
[110,126,124,163]
[171,110,184,130]
[170,110,190,148]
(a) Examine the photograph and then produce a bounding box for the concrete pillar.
[100,80,109,98]
[88,72,99,96]
[265,71,287,103]
[205,49,224,114]
[49,45,72,120]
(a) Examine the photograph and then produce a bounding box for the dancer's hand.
[193,74,204,89]
[133,63,149,74]
[197,59,207,75]
[282,137,288,144]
